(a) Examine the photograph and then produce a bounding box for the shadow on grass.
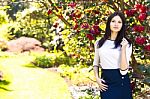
[0,80,10,85]
[23,63,39,68]
[0,86,13,91]
[23,62,53,69]
[0,80,13,91]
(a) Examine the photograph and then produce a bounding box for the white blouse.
[93,39,132,75]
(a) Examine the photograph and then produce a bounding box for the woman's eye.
[111,20,122,23]
[118,21,122,23]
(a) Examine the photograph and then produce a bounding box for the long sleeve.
[120,44,132,75]
[126,44,132,66]
[93,41,100,66]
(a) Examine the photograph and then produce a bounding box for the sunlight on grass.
[0,53,72,99]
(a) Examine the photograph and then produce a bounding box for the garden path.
[0,53,72,99]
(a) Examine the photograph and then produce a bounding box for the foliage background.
[0,0,149,98]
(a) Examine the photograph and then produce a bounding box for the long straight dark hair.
[97,11,131,48]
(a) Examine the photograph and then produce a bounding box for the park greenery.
[0,0,150,98]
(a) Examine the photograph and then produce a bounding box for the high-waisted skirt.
[100,69,133,99]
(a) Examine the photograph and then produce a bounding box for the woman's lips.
[113,27,119,29]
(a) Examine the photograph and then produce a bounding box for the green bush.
[58,64,77,80]
[0,10,7,25]
[31,51,78,68]
[54,54,77,67]
[32,55,54,68]
[79,95,99,99]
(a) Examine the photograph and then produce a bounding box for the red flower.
[135,37,146,45]
[70,13,76,17]
[47,9,52,15]
[86,34,94,40]
[133,25,145,32]
[53,23,59,28]
[72,17,77,22]
[73,24,78,30]
[73,10,82,18]
[94,21,99,25]
[89,28,95,34]
[93,25,100,35]
[144,45,150,51]
[138,13,147,21]
[81,22,89,29]
[134,4,142,11]
[76,30,80,33]
[93,10,99,14]
[68,2,76,8]
[130,9,136,14]
[57,6,62,9]
[93,25,99,30]
[138,26,145,32]
[124,10,131,16]
[75,13,81,18]
[139,5,147,13]
[124,9,136,17]
[130,82,136,91]
[133,25,139,31]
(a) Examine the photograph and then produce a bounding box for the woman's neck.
[110,32,118,40]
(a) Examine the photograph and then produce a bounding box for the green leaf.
[108,0,113,4]
[137,64,147,73]
[146,0,150,3]
[146,67,150,75]
[143,77,150,86]
[147,11,150,16]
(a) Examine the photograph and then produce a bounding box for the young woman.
[93,11,133,99]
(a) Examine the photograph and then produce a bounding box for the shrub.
[32,55,54,68]
[54,54,77,67]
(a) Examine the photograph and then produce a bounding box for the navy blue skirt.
[100,69,133,99]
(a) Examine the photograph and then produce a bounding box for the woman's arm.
[93,41,100,79]
[120,38,132,75]
[93,65,108,91]
[120,46,128,70]
[93,41,108,91]
[93,65,100,79]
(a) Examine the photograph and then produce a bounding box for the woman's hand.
[96,78,108,92]
[121,38,128,48]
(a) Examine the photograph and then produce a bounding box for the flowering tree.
[46,1,149,65]
[45,0,150,96]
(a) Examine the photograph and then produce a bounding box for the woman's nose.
[114,22,119,26]
[114,23,118,26]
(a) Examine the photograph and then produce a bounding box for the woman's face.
[110,15,123,33]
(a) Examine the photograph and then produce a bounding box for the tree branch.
[120,0,124,11]
[129,0,134,6]
[47,0,59,12]
[110,2,118,11]
[131,53,144,76]
[47,0,71,27]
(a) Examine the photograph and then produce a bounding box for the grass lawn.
[0,52,72,99]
